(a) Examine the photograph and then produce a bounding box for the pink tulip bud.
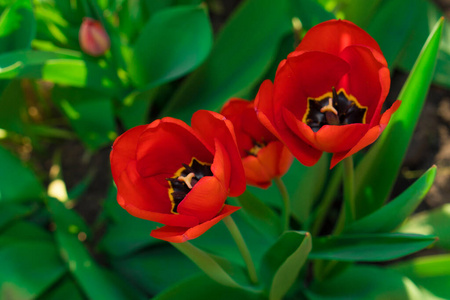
[79,17,110,57]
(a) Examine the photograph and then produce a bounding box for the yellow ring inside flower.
[302,88,368,132]
[167,157,212,214]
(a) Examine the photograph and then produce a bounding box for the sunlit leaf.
[345,166,436,234]
[391,254,450,300]
[398,203,450,250]
[353,17,444,218]
[52,86,117,150]
[0,0,35,53]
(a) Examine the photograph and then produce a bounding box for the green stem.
[223,216,258,285]
[274,177,290,232]
[311,166,343,236]
[343,156,356,223]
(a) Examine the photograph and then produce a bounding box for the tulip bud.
[79,17,110,57]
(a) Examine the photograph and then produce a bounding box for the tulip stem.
[311,166,343,235]
[343,156,356,223]
[223,216,259,285]
[274,177,290,232]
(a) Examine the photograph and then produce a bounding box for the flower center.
[166,158,212,214]
[245,139,266,157]
[303,87,367,132]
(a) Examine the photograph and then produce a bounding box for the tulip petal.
[150,205,241,243]
[192,110,246,197]
[330,100,401,168]
[177,140,229,223]
[136,118,213,178]
[255,80,283,140]
[255,79,323,167]
[292,19,386,67]
[243,141,293,188]
[110,124,147,180]
[275,51,350,117]
[338,45,390,123]
[116,161,200,227]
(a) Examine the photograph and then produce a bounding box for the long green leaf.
[391,254,450,300]
[260,231,312,300]
[345,165,436,234]
[0,0,35,53]
[171,241,244,289]
[354,17,444,218]
[310,233,436,262]
[398,203,450,250]
[52,86,117,150]
[129,5,212,88]
[161,0,293,121]
[0,241,66,300]
[0,145,44,203]
[48,197,128,300]
[0,50,123,95]
[233,190,282,239]
[307,264,424,300]
[154,274,265,300]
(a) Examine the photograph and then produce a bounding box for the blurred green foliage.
[0,0,449,299]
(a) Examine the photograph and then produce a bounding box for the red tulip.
[79,17,110,57]
[110,110,246,243]
[255,20,401,168]
[220,98,293,188]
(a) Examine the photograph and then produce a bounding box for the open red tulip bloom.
[220,98,293,188]
[255,20,401,168]
[110,110,246,243]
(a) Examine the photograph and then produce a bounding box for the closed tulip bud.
[79,17,110,57]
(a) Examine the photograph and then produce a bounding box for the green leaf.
[0,203,33,230]
[290,154,329,224]
[0,0,35,53]
[260,231,312,300]
[161,0,293,121]
[310,233,436,262]
[345,165,436,234]
[0,241,66,300]
[99,184,161,257]
[38,275,85,300]
[233,190,282,239]
[391,254,450,300]
[0,50,123,95]
[48,197,128,300]
[365,0,423,67]
[112,244,200,296]
[354,17,444,218]
[307,264,424,300]
[0,80,27,134]
[171,241,244,289]
[52,86,117,150]
[154,274,265,300]
[47,197,91,239]
[129,5,213,88]
[0,144,44,203]
[116,88,158,130]
[0,220,52,245]
[398,203,450,250]
[288,0,335,29]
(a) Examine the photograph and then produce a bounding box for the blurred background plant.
[1,0,450,299]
